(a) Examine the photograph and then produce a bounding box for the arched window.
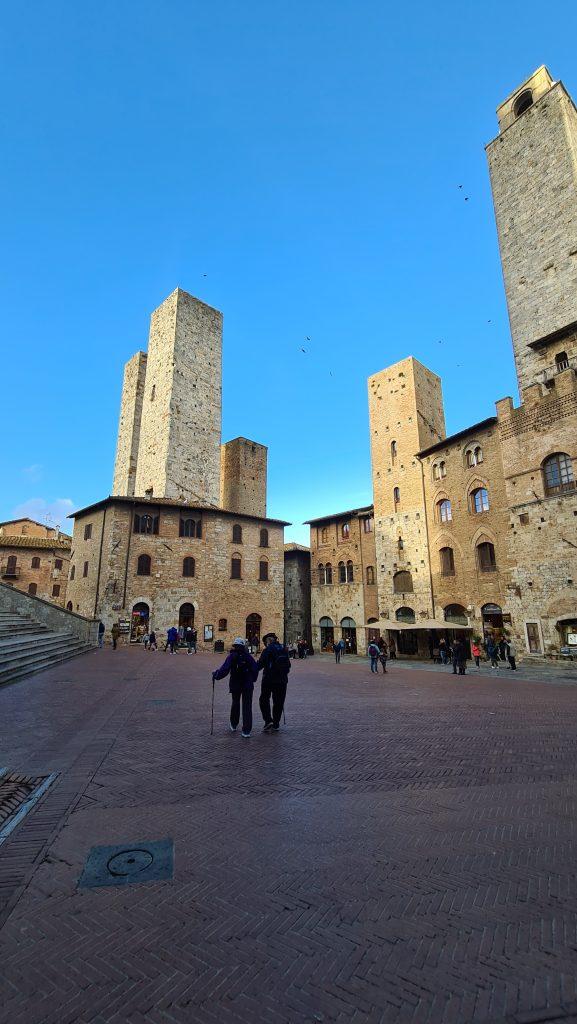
[555,351,570,372]
[393,487,400,508]
[320,527,328,544]
[439,546,455,575]
[471,487,489,513]
[259,528,269,548]
[466,446,483,468]
[341,522,350,539]
[477,541,496,572]
[180,517,201,538]
[543,453,575,496]
[231,556,242,579]
[366,565,375,585]
[232,524,243,544]
[182,556,195,577]
[346,560,354,583]
[444,604,468,625]
[218,618,227,631]
[338,561,346,583]
[514,89,533,117]
[137,554,151,576]
[318,563,325,585]
[391,440,397,462]
[395,606,415,623]
[259,559,269,581]
[31,556,41,569]
[438,499,452,523]
[325,562,333,585]
[66,601,73,611]
[28,583,37,596]
[393,570,413,593]
[134,513,159,535]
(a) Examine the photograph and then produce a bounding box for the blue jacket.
[214,648,258,692]
[167,627,178,642]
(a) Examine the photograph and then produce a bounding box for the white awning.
[362,619,472,631]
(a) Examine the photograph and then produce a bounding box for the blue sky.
[1,2,576,544]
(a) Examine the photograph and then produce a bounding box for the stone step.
[0,622,50,636]
[0,639,92,686]
[0,632,74,656]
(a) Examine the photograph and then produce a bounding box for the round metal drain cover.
[107,848,154,877]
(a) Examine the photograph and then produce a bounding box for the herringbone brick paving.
[2,650,577,1022]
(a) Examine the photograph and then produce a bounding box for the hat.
[232,637,246,646]
[262,632,278,643]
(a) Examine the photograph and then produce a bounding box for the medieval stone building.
[0,518,71,607]
[66,288,287,647]
[309,67,577,660]
[283,543,311,646]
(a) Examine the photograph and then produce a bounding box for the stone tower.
[112,351,147,497]
[486,66,577,392]
[220,437,267,517]
[368,357,446,631]
[113,288,223,504]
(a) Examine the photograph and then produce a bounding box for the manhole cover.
[0,769,57,846]
[79,838,174,888]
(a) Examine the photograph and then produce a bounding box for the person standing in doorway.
[333,640,341,664]
[98,621,105,649]
[213,638,258,738]
[111,623,120,650]
[368,640,380,673]
[257,632,291,732]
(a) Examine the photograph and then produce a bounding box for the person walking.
[388,637,397,660]
[191,627,197,653]
[378,637,388,673]
[148,629,157,651]
[185,626,194,654]
[257,632,291,732]
[438,637,448,665]
[213,638,258,738]
[368,640,380,673]
[98,621,105,649]
[452,638,467,675]
[487,638,499,668]
[143,631,150,650]
[471,640,482,667]
[333,640,341,664]
[507,639,517,670]
[165,625,178,654]
[111,623,120,650]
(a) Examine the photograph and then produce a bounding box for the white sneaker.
[230,724,237,732]
[241,731,251,738]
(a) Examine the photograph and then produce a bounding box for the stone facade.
[112,351,147,497]
[66,498,286,649]
[283,544,311,646]
[220,438,267,518]
[308,507,378,655]
[0,518,71,607]
[487,66,577,393]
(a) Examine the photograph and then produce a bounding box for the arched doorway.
[367,617,380,643]
[482,603,503,634]
[179,603,195,629]
[341,617,357,654]
[131,601,149,642]
[444,604,468,626]
[246,613,261,650]
[319,616,334,651]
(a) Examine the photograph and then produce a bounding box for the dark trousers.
[370,656,379,672]
[231,687,253,733]
[335,649,341,663]
[379,655,387,673]
[453,658,466,675]
[508,656,517,670]
[474,656,480,667]
[259,679,287,727]
[112,637,118,650]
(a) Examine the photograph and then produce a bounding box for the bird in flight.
[300,348,306,353]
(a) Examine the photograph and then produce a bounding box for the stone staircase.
[0,611,94,686]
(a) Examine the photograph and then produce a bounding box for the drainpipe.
[93,505,107,618]
[122,503,135,611]
[420,459,436,621]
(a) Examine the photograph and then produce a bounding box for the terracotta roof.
[304,505,374,526]
[69,495,291,527]
[417,417,498,458]
[0,535,72,550]
[284,543,310,553]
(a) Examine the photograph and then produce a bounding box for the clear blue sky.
[1,2,576,544]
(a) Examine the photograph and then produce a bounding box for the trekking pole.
[210,677,215,735]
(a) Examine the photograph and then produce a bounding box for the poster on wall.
[567,633,577,646]
[204,624,213,642]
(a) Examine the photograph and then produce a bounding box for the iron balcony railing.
[1,565,21,578]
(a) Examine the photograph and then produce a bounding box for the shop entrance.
[246,613,262,649]
[319,616,334,651]
[482,603,504,632]
[341,617,357,654]
[179,603,195,629]
[131,602,149,642]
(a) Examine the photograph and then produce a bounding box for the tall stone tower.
[486,67,577,392]
[220,437,267,517]
[368,357,446,630]
[113,288,223,504]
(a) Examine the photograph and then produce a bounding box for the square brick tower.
[220,437,267,518]
[113,288,223,504]
[486,67,577,391]
[368,357,446,638]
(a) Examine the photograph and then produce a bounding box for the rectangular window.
[84,524,92,540]
[231,557,241,580]
[54,558,63,570]
[83,561,88,578]
[52,584,60,597]
[363,517,374,533]
[259,561,269,581]
[526,622,541,653]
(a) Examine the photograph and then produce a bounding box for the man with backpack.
[213,638,258,738]
[257,632,291,732]
[368,640,380,673]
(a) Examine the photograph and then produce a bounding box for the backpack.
[267,644,291,680]
[230,650,254,687]
[368,643,380,657]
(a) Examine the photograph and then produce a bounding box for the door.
[179,603,195,629]
[131,602,149,641]
[246,613,262,649]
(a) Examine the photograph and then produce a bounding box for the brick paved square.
[2,648,577,1023]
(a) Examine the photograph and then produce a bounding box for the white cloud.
[21,464,44,483]
[12,497,77,530]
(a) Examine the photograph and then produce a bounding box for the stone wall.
[220,438,267,518]
[284,547,311,645]
[0,580,98,645]
[112,351,147,496]
[134,289,223,505]
[487,71,577,392]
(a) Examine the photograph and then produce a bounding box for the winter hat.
[233,637,246,647]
